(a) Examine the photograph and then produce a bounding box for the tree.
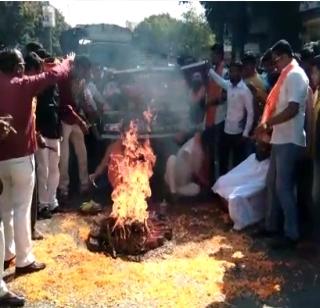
[0,1,69,54]
[133,14,181,56]
[201,1,248,58]
[179,9,215,58]
[133,9,214,61]
[201,1,302,57]
[51,6,70,53]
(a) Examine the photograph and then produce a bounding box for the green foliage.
[133,9,214,60]
[0,1,69,54]
[133,14,181,54]
[51,7,70,54]
[180,9,215,58]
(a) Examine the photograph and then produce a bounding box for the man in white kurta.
[213,143,270,230]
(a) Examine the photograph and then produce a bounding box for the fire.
[86,111,171,256]
[108,115,156,225]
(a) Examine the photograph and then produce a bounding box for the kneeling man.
[212,142,271,230]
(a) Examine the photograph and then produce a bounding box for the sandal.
[80,201,102,215]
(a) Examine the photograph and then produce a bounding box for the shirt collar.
[231,79,245,89]
[282,59,298,72]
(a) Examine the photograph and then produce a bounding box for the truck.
[60,23,144,69]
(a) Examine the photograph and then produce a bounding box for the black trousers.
[204,122,225,185]
[219,133,246,176]
[311,156,320,242]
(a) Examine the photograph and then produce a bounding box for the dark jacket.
[36,84,61,139]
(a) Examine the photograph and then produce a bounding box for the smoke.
[92,47,208,201]
[62,24,204,131]
[100,46,194,133]
[92,44,210,171]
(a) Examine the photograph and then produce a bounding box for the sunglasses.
[17,62,25,70]
[272,55,282,64]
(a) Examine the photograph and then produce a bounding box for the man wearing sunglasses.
[255,40,309,249]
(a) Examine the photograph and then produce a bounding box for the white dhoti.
[212,154,270,230]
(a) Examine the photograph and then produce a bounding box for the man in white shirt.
[86,80,110,113]
[208,61,254,175]
[255,40,309,249]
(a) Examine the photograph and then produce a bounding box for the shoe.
[0,291,25,307]
[48,200,59,213]
[269,237,298,250]
[251,229,279,239]
[37,207,52,220]
[167,193,178,205]
[15,261,46,276]
[80,201,102,215]
[4,256,15,271]
[50,206,61,214]
[32,229,44,241]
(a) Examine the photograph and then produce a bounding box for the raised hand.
[67,52,76,62]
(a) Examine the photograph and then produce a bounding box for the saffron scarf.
[261,60,296,124]
[205,61,224,127]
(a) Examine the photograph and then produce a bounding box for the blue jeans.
[266,143,303,240]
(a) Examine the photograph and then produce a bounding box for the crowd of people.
[0,37,319,306]
[166,40,320,250]
[0,41,112,306]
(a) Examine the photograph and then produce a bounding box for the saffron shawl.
[261,60,297,124]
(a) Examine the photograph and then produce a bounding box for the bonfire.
[87,111,172,257]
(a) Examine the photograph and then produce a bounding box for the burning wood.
[87,112,172,257]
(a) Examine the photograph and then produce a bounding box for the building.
[300,1,320,43]
[244,2,302,55]
[205,2,302,58]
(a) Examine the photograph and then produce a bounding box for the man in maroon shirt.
[58,56,90,200]
[0,49,73,277]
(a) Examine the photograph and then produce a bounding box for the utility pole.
[42,4,55,54]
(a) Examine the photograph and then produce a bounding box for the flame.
[108,115,156,224]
